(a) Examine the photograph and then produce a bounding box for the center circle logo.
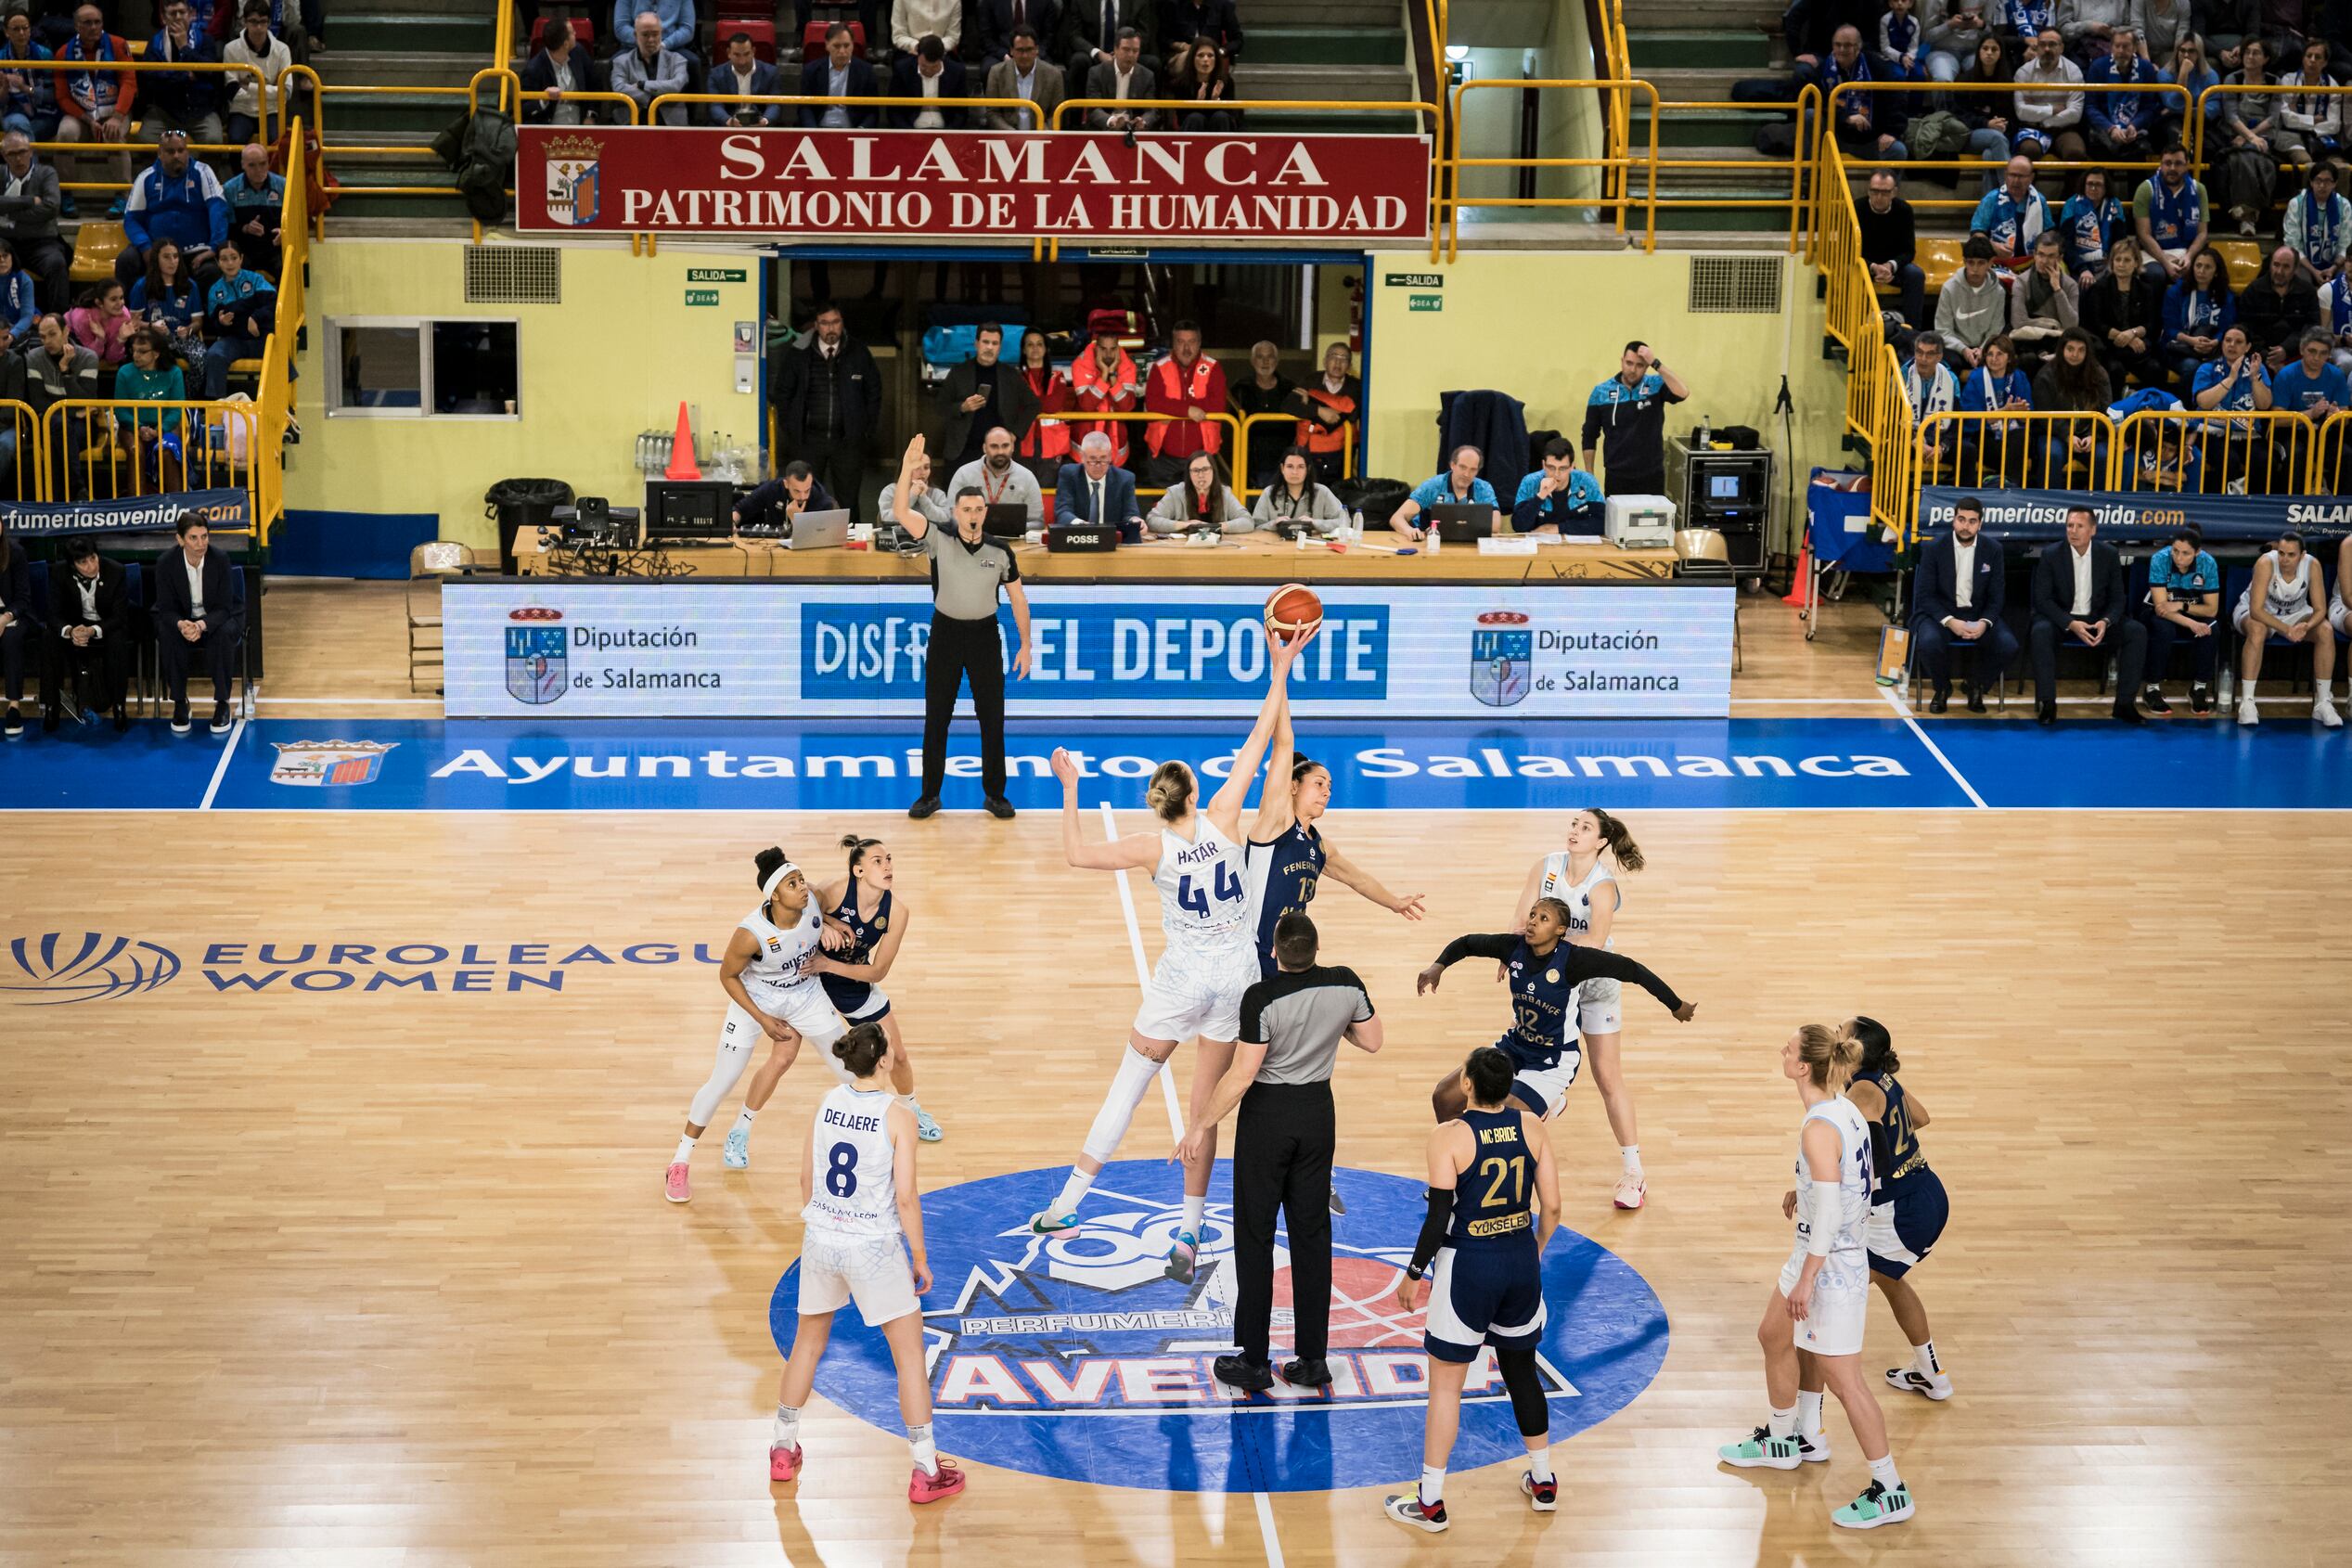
[768,1159,1668,1493]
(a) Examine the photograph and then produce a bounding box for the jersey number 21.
[1177,862,1243,917]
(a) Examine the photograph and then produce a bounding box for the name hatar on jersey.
[1153,819,1254,949]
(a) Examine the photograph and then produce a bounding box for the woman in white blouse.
[1250,446,1346,534]
[1147,451,1253,533]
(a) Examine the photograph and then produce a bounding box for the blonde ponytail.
[1796,1022,1861,1090]
[1146,761,1195,822]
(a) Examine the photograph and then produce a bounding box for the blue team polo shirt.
[2147,547,2219,600]
[1511,469,1605,533]
[2271,360,2352,416]
[1409,473,1497,511]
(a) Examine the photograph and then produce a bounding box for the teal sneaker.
[722,1126,750,1169]
[1030,1209,1079,1234]
[1717,1426,1801,1470]
[1163,1229,1201,1284]
[912,1103,943,1142]
[1832,1479,1915,1529]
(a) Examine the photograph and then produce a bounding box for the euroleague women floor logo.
[768,1160,1668,1493]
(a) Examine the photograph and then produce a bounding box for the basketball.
[1265,583,1323,643]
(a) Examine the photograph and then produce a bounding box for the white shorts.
[2331,589,2349,638]
[1132,942,1259,1045]
[2235,602,2314,634]
[727,989,852,1081]
[1777,1246,1870,1356]
[797,1228,919,1327]
[1574,977,1623,1036]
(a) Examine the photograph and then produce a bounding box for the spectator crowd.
[520,1,1255,132]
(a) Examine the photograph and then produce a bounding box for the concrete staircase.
[315,0,494,224]
[1232,0,1420,130]
[1619,0,1795,232]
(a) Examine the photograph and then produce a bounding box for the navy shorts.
[1865,1170,1949,1279]
[1422,1242,1547,1364]
[819,974,891,1022]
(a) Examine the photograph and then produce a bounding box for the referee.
[1178,912,1383,1392]
[892,435,1033,821]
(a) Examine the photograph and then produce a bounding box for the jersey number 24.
[1177,862,1243,918]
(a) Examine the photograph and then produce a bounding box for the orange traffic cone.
[1781,543,1811,606]
[663,402,701,481]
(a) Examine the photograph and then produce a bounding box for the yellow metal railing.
[0,396,39,504]
[1445,77,1661,257]
[1233,410,1355,502]
[1027,408,1244,498]
[1823,79,2190,212]
[2190,82,2352,218]
[44,396,264,515]
[2319,409,2352,488]
[4,58,275,190]
[1813,133,1917,542]
[2115,407,2318,494]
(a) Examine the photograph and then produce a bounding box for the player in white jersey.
[769,1022,967,1503]
[664,846,852,1203]
[1510,808,1652,1209]
[1031,625,1312,1284]
[1716,1023,1915,1533]
[2232,532,2341,727]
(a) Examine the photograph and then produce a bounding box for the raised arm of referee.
[1179,912,1384,1393]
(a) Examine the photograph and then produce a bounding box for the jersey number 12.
[1177,861,1242,917]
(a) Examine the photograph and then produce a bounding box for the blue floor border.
[6,715,2346,812]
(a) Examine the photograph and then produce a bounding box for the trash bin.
[483,478,572,576]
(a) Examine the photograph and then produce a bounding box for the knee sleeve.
[1081,1047,1164,1164]
[1497,1345,1549,1440]
[688,1027,759,1127]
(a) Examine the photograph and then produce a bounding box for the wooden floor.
[5,806,2347,1566]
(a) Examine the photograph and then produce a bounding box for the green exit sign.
[1407,293,1443,313]
[686,267,747,283]
[684,289,720,306]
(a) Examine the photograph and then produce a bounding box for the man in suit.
[153,510,240,736]
[984,25,1064,130]
[1056,431,1146,541]
[1159,0,1240,58]
[2029,503,2147,726]
[1068,4,1152,107]
[0,131,70,315]
[610,9,692,127]
[798,24,880,129]
[706,31,784,126]
[770,302,882,523]
[888,34,968,129]
[978,0,1058,69]
[1084,27,1157,129]
[1909,495,2018,713]
[42,533,129,732]
[936,322,1040,472]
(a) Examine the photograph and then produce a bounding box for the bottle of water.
[1696,414,1713,450]
[1349,508,1363,544]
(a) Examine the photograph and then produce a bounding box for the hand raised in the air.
[1050,746,1080,789]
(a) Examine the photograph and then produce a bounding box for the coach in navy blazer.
[1056,443,1145,541]
[1909,495,2016,711]
[797,44,880,129]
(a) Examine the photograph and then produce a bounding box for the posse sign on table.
[517,127,1431,240]
[442,582,1735,719]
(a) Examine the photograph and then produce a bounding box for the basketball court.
[4,592,2347,1566]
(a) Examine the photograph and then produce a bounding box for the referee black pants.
[920,611,1007,799]
[1232,1080,1335,1369]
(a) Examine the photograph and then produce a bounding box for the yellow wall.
[285,238,761,551]
[1366,250,1850,547]
[1450,0,1605,204]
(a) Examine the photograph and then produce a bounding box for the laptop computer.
[1429,502,1497,543]
[983,503,1031,539]
[785,508,850,549]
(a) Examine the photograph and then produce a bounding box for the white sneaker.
[1885,1366,1955,1401]
[2238,698,2260,726]
[2316,700,2344,729]
[1796,1430,1832,1462]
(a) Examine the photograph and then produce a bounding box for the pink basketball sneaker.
[769,1444,803,1483]
[908,1459,967,1503]
[665,1162,690,1203]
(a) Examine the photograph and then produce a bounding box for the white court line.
[253,696,441,706]
[1097,799,1279,1566]
[197,718,246,811]
[1879,687,1988,809]
[939,1390,1573,1420]
[1098,801,1184,1135]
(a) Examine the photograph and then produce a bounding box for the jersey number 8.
[825,1140,859,1197]
[1177,862,1244,918]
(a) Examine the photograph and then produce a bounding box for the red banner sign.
[516,127,1430,240]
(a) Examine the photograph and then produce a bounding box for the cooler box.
[1605,493,1676,547]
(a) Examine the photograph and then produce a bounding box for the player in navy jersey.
[1245,675,1425,981]
[1844,1015,1953,1401]
[809,836,942,1142]
[1383,1046,1562,1533]
[1416,898,1695,1126]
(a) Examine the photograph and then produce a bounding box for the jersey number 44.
[1177,862,1245,918]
